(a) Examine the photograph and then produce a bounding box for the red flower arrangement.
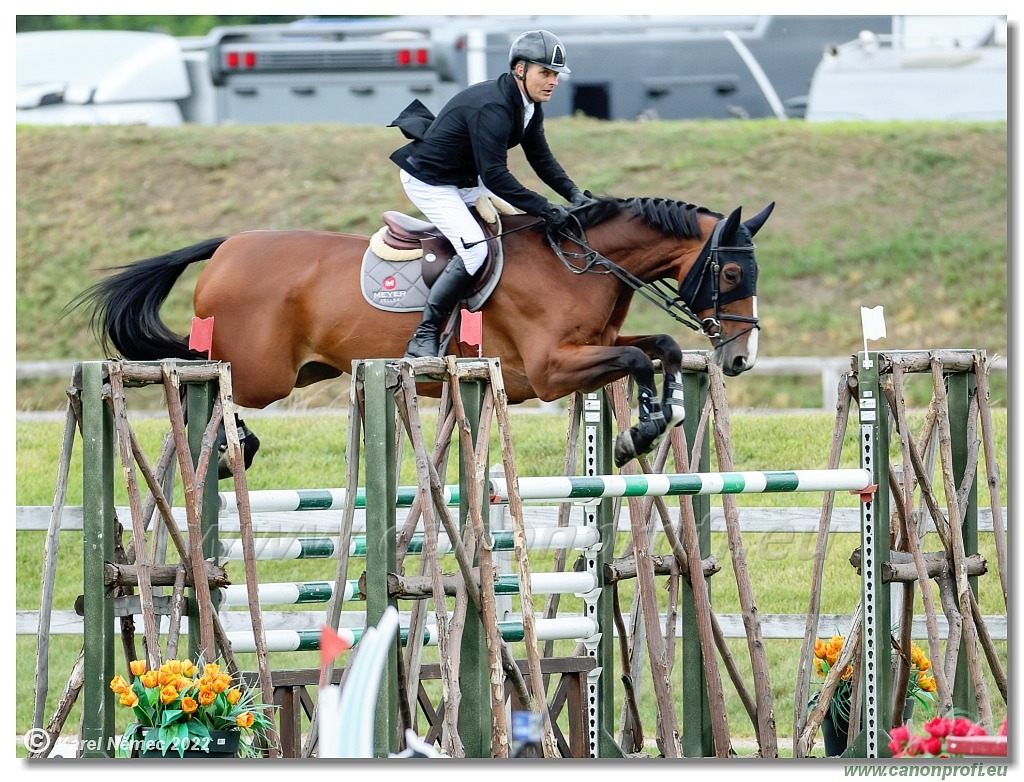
[889,716,1007,758]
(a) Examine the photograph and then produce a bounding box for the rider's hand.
[543,203,571,230]
[570,189,595,208]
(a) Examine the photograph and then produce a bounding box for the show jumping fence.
[24,348,1006,760]
[16,355,1009,412]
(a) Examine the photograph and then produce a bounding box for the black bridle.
[544,214,761,350]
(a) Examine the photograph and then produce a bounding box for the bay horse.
[75,195,773,470]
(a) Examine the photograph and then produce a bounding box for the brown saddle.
[380,210,501,291]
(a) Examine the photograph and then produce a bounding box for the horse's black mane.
[576,196,720,240]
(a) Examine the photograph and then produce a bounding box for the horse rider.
[389,29,591,359]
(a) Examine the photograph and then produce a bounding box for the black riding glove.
[542,203,570,231]
[570,189,595,208]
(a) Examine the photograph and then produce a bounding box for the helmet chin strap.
[514,63,538,103]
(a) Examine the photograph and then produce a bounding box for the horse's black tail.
[68,237,228,361]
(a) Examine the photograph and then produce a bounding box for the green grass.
[16,406,1008,754]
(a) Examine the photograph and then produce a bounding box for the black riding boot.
[404,255,475,359]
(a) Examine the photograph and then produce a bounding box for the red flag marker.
[189,316,215,358]
[319,625,352,685]
[460,308,482,356]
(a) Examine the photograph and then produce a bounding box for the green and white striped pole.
[490,468,872,502]
[218,484,459,514]
[216,526,602,560]
[226,616,599,654]
[218,580,359,607]
[217,572,599,607]
[217,468,869,514]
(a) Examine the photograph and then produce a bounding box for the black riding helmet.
[508,30,570,74]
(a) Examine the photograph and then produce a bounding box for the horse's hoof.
[214,422,260,479]
[614,432,637,468]
[217,452,234,480]
[241,429,261,469]
[218,451,259,479]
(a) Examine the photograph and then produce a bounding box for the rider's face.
[518,63,560,103]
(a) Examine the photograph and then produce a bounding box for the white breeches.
[399,169,491,274]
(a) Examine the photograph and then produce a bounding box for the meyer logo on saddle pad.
[361,254,432,311]
[360,246,503,313]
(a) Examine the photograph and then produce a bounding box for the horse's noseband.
[703,250,760,350]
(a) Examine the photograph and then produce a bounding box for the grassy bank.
[15,120,1008,411]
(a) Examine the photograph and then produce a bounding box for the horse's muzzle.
[715,349,752,377]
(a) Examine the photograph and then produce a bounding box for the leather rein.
[544,215,760,349]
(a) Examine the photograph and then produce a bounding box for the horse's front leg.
[528,342,671,468]
[614,372,668,468]
[616,333,686,434]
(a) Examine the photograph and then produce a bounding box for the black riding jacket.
[389,72,578,216]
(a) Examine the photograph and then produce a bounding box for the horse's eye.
[723,267,739,284]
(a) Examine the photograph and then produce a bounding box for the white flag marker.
[860,305,886,368]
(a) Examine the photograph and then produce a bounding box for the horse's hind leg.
[215,416,262,479]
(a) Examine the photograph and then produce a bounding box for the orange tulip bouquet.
[811,635,937,735]
[110,659,273,758]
